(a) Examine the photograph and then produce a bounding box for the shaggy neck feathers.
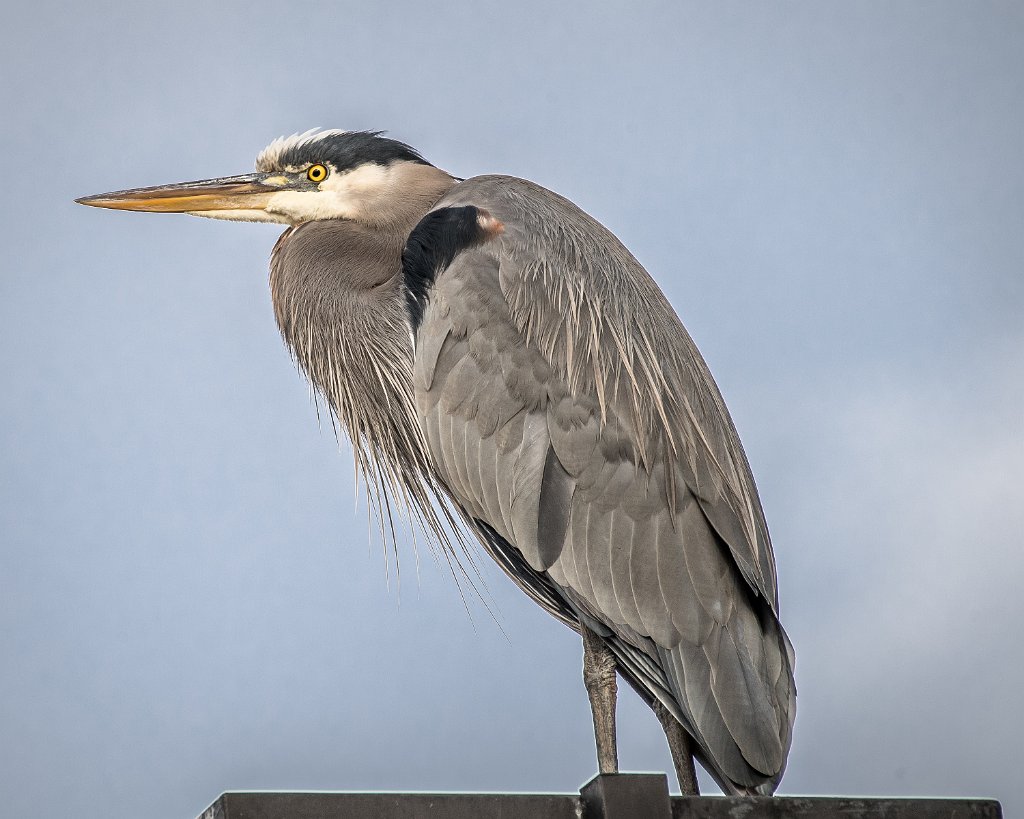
[268,169,458,559]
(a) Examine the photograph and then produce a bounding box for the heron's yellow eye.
[307,164,328,183]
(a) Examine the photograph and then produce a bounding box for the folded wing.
[408,176,796,793]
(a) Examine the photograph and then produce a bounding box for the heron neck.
[348,163,458,234]
[268,190,455,551]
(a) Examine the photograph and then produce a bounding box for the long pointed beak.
[75,173,278,213]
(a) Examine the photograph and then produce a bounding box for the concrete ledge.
[198,775,1003,819]
[670,795,1002,818]
[199,791,579,819]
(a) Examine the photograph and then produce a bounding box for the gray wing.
[409,175,795,793]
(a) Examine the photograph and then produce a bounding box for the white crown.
[255,128,348,172]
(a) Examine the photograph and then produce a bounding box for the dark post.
[580,773,672,819]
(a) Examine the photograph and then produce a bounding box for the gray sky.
[2,2,1022,817]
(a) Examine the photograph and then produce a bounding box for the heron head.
[76,129,449,228]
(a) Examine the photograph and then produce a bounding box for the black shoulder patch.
[402,206,501,331]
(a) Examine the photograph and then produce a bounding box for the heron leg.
[581,626,618,775]
[653,701,700,795]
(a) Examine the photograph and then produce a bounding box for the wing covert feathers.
[409,176,795,794]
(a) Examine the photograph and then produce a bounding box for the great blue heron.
[77,129,796,796]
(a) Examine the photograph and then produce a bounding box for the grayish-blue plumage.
[77,130,796,796]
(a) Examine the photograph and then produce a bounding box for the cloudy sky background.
[2,2,1021,817]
